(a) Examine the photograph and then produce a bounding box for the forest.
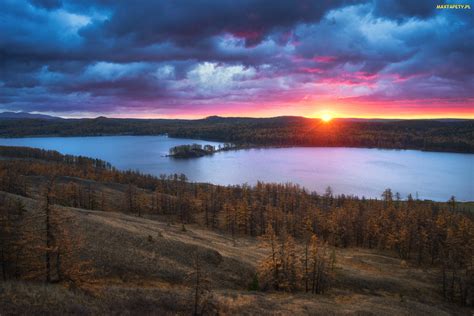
[0,145,473,314]
[168,143,237,158]
[169,144,218,158]
[0,116,473,153]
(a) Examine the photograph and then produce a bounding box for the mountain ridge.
[0,111,61,120]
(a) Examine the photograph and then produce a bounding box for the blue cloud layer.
[0,0,472,116]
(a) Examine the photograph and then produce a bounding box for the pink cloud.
[313,56,337,63]
[299,67,324,74]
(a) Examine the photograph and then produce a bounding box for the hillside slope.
[0,191,471,315]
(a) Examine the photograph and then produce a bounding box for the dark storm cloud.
[372,0,437,20]
[0,0,473,116]
[30,0,62,10]
[3,0,358,63]
[83,0,360,47]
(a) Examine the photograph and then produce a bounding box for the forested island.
[0,116,473,153]
[168,143,237,158]
[0,145,473,314]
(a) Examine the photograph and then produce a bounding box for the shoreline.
[0,134,473,155]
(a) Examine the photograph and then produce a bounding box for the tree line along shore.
[0,116,472,153]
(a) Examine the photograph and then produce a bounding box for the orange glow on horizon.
[77,111,473,120]
[55,99,474,119]
[321,113,333,122]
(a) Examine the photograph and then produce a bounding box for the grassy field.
[1,186,472,315]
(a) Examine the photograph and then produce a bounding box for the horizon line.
[1,111,473,121]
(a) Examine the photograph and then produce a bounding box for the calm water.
[0,136,472,201]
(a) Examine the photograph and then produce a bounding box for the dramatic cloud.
[0,0,472,118]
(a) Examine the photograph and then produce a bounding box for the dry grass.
[0,190,472,315]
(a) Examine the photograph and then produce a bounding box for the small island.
[168,143,236,158]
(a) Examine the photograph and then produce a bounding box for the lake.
[0,135,472,201]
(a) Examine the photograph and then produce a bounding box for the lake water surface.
[0,136,472,201]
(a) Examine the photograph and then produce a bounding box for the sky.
[0,0,473,119]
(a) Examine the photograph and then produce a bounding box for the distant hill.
[0,111,60,120]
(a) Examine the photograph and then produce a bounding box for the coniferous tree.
[258,224,280,291]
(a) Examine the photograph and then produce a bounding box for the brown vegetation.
[0,145,473,314]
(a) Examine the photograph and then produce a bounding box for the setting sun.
[321,113,333,122]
